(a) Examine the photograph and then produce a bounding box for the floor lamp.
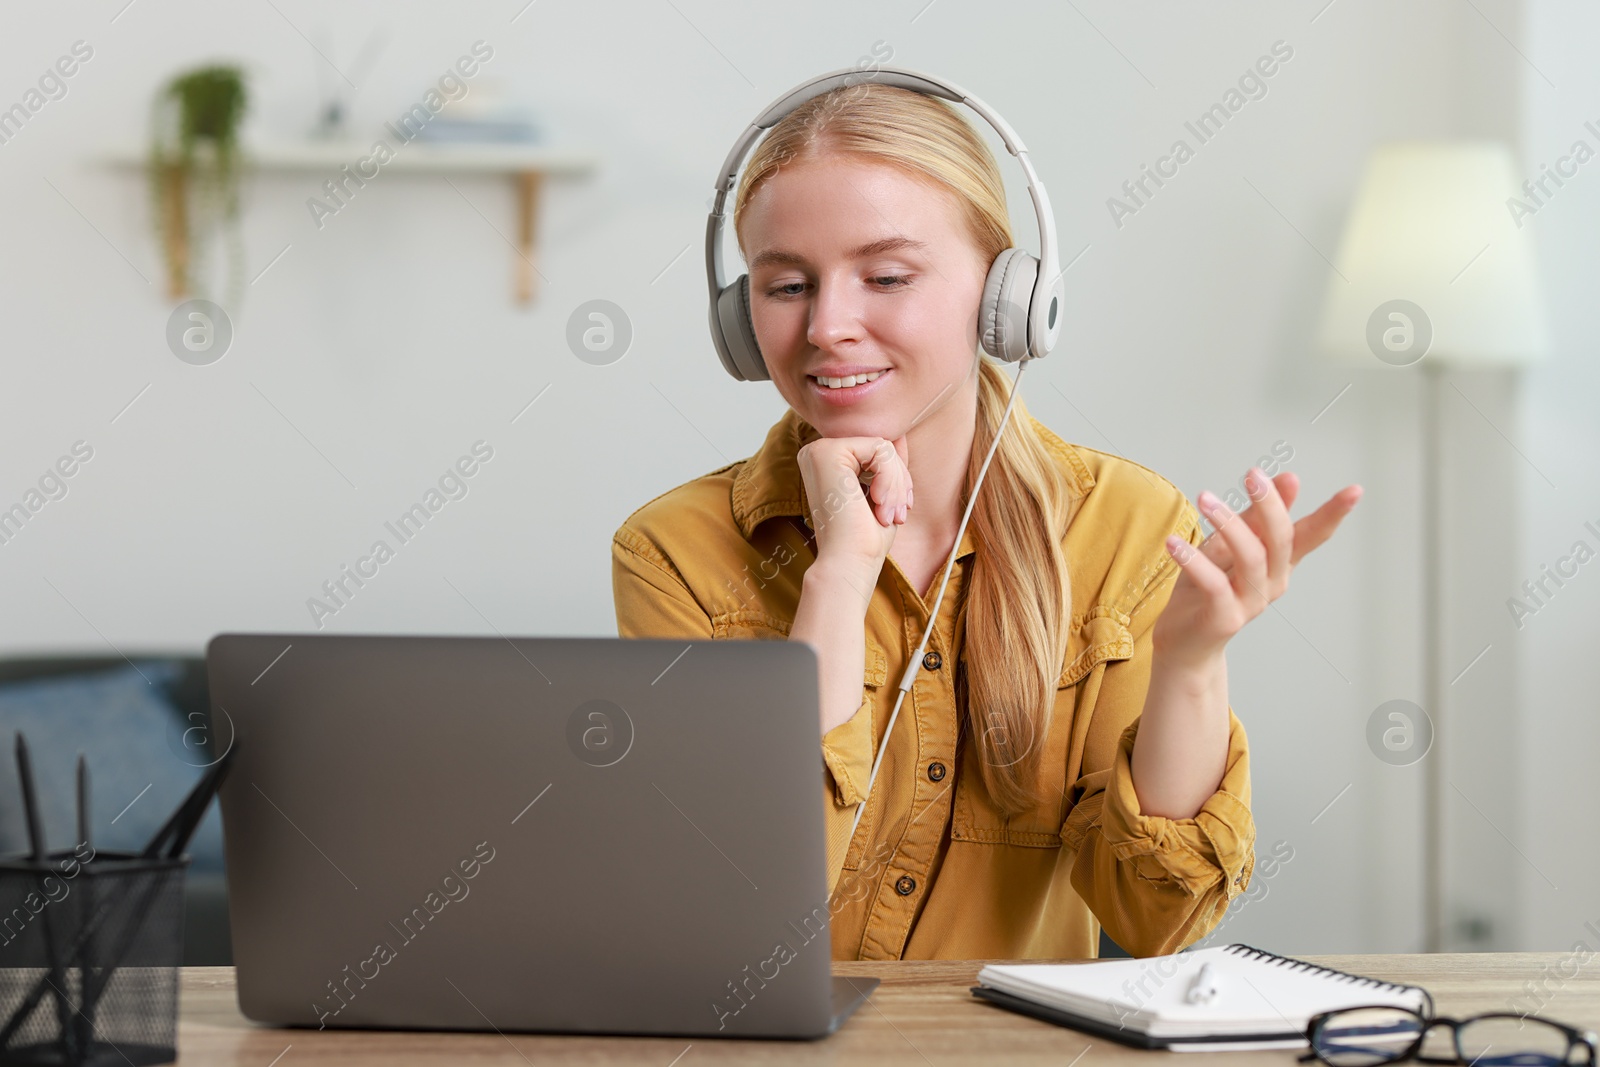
[1314,140,1548,952]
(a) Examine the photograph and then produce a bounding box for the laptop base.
[827,976,879,1035]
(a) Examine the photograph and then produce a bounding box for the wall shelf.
[102,139,601,304]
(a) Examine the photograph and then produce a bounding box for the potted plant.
[147,64,248,304]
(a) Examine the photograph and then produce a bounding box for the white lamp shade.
[1316,140,1549,368]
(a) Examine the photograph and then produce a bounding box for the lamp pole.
[1421,358,1445,953]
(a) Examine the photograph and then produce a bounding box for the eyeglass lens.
[1456,1016,1579,1066]
[1314,1007,1424,1066]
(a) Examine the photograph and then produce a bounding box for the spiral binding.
[1222,943,1426,998]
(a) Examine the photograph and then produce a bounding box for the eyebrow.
[748,235,929,272]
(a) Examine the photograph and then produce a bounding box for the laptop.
[205,632,876,1038]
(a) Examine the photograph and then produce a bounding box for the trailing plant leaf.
[148,64,248,307]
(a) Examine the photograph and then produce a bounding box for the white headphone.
[703,65,1066,854]
[705,64,1066,377]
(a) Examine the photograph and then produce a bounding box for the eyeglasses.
[1299,1002,1598,1066]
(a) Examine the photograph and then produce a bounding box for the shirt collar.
[731,408,1096,559]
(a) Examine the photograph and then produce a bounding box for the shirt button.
[894,875,916,896]
[927,761,946,782]
[922,651,942,670]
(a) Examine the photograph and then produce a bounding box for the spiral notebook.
[972,943,1431,1052]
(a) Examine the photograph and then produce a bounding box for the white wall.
[1518,0,1600,953]
[1,0,1588,953]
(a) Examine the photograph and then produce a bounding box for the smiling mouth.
[809,370,889,390]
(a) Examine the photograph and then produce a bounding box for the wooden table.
[175,953,1599,1064]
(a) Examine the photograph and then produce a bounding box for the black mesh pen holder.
[0,849,188,1067]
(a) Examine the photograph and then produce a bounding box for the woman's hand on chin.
[795,432,913,585]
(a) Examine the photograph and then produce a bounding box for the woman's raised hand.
[795,431,913,583]
[1154,467,1363,670]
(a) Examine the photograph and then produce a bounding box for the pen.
[76,752,95,1061]
[1186,962,1223,1005]
[16,733,47,864]
[76,752,90,852]
[164,748,235,860]
[140,744,235,860]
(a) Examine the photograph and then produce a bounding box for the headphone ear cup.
[978,247,1040,364]
[712,274,769,382]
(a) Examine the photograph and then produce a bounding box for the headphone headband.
[706,65,1064,377]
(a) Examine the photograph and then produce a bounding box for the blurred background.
[0,0,1595,964]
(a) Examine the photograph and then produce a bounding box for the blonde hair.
[732,82,1075,818]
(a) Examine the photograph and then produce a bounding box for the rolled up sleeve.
[1062,699,1255,956]
[819,692,876,894]
[821,694,872,807]
[1101,710,1254,899]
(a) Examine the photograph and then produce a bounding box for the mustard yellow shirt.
[611,409,1256,960]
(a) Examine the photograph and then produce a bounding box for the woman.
[612,82,1362,960]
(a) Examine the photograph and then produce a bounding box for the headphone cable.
[847,353,1031,847]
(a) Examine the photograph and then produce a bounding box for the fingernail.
[1198,489,1219,512]
[908,487,914,507]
